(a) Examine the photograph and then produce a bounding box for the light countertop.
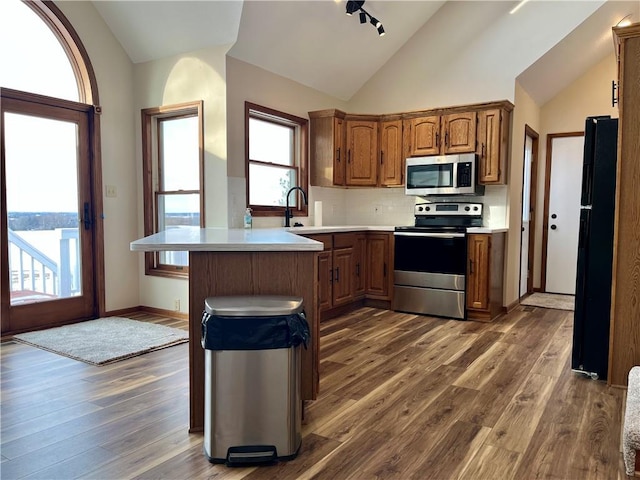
[285,225,396,234]
[130,227,324,252]
[466,227,508,234]
[130,225,509,253]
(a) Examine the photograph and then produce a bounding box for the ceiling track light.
[345,0,364,16]
[345,0,385,37]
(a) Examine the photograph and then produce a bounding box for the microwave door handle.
[452,161,458,189]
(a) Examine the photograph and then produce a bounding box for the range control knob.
[417,206,424,212]
[464,206,470,212]
[473,206,479,211]
[425,206,431,212]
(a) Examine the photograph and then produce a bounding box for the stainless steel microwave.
[405,153,484,196]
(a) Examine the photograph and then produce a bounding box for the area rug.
[521,293,575,311]
[12,317,189,366]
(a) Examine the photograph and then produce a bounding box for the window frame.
[245,102,308,217]
[141,101,204,278]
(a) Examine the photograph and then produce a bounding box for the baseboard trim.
[504,299,520,313]
[105,305,188,321]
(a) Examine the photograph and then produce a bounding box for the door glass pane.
[5,113,82,305]
[0,0,79,101]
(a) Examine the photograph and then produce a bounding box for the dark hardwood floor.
[0,307,628,479]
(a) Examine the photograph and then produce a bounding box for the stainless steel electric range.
[393,202,483,320]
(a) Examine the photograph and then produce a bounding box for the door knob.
[550,224,557,230]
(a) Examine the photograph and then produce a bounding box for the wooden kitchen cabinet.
[404,112,476,158]
[346,119,378,186]
[305,233,356,313]
[309,109,346,187]
[332,234,356,306]
[379,119,404,186]
[466,232,505,322]
[477,108,511,184]
[354,233,367,298]
[608,23,640,387]
[366,233,393,300]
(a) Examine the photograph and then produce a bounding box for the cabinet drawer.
[333,233,357,249]
[304,234,332,250]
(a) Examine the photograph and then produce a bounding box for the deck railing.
[8,228,80,302]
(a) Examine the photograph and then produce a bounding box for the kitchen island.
[131,227,323,432]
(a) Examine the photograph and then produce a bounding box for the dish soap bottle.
[243,208,252,229]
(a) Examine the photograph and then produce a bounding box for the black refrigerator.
[571,115,618,380]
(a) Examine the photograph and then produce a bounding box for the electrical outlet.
[105,185,117,198]
[174,299,180,311]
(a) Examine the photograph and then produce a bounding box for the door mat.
[521,293,575,311]
[12,317,188,365]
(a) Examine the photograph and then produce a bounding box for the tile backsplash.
[227,176,508,229]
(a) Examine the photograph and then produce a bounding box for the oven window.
[407,164,453,189]
[394,234,467,275]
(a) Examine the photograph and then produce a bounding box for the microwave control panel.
[457,162,473,187]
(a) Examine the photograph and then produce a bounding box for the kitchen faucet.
[284,186,308,227]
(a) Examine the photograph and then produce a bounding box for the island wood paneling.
[609,24,640,387]
[188,250,318,432]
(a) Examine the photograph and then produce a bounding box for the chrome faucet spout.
[284,187,308,227]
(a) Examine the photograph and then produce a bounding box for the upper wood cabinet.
[379,119,403,186]
[477,108,511,185]
[404,112,476,158]
[346,119,378,186]
[309,100,513,188]
[309,109,346,187]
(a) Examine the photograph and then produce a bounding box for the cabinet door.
[333,116,346,186]
[354,234,367,298]
[317,251,333,312]
[366,233,390,298]
[406,116,440,156]
[379,120,403,186]
[442,112,476,154]
[467,234,490,310]
[332,247,354,306]
[477,109,504,184]
[346,120,378,186]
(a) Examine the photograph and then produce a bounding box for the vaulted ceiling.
[91,0,638,105]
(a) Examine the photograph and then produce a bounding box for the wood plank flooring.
[0,307,629,479]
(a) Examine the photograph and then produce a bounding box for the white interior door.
[545,135,584,294]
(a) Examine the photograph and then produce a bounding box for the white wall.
[505,83,541,307]
[225,56,350,229]
[532,53,618,291]
[132,45,232,314]
[54,1,139,313]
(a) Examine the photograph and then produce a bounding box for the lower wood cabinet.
[466,232,505,321]
[303,231,393,319]
[366,233,392,299]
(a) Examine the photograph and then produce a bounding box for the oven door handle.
[393,232,465,238]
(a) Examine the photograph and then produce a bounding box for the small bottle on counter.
[243,208,252,229]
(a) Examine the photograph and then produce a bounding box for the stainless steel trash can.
[201,295,310,466]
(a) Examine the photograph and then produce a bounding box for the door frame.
[541,131,583,293]
[519,124,539,297]
[1,88,105,335]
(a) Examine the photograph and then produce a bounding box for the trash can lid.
[204,295,304,316]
